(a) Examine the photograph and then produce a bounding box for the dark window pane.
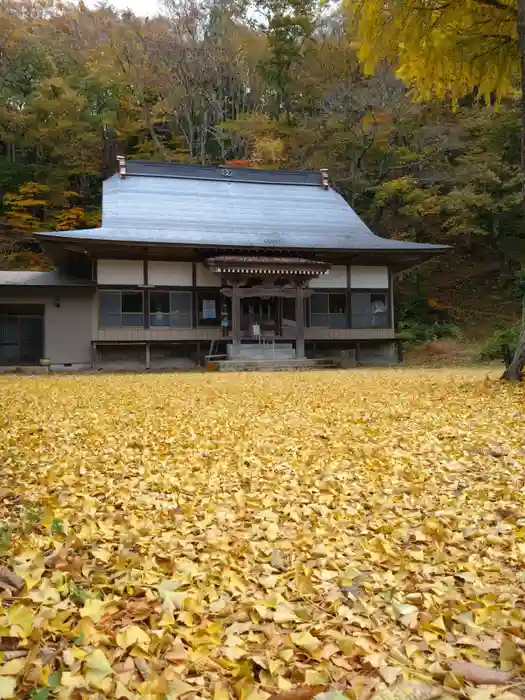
[99,291,121,314]
[18,318,43,362]
[170,292,192,328]
[122,313,144,327]
[310,294,328,314]
[352,293,371,315]
[122,292,143,313]
[172,293,191,326]
[171,292,191,314]
[371,293,387,311]
[0,345,18,363]
[373,313,388,327]
[370,293,388,327]
[151,313,170,327]
[329,313,347,328]
[170,313,191,328]
[0,316,43,364]
[0,317,18,343]
[150,291,170,314]
[101,314,122,328]
[282,298,296,323]
[99,292,121,328]
[310,313,329,327]
[329,294,346,314]
[351,292,389,328]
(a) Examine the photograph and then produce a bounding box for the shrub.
[480,325,521,361]
[397,320,462,345]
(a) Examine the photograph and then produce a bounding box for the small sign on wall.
[202,299,216,319]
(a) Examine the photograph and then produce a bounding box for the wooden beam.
[143,259,150,329]
[295,286,305,359]
[192,262,197,329]
[231,285,241,354]
[221,287,313,299]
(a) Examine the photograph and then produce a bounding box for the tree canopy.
[348,0,525,376]
[1,0,524,344]
[349,0,518,103]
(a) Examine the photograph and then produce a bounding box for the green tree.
[257,0,317,123]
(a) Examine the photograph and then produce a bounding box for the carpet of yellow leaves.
[1,369,525,700]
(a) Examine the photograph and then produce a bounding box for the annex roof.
[0,270,93,287]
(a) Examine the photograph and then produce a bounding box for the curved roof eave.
[36,228,449,254]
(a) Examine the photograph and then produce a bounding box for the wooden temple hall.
[0,158,446,370]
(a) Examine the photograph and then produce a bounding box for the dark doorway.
[0,305,45,365]
[240,297,279,337]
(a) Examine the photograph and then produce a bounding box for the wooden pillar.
[396,339,404,364]
[295,285,305,359]
[231,285,241,356]
[145,342,151,370]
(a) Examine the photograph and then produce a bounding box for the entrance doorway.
[240,297,279,337]
[0,305,45,365]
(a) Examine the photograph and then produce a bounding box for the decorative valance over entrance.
[205,255,331,277]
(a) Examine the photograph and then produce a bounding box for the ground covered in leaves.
[1,369,525,700]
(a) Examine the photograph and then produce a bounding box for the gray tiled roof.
[0,270,93,286]
[36,169,447,253]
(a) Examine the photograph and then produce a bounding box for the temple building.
[0,159,446,369]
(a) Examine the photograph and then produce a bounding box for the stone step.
[235,344,294,352]
[217,358,337,372]
[228,343,296,361]
[237,342,294,348]
[236,351,296,359]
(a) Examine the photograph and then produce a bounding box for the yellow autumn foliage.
[0,369,525,699]
[347,0,519,103]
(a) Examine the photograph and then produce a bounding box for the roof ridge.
[123,160,324,187]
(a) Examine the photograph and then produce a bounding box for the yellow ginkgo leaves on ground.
[0,368,525,699]
[116,625,151,651]
[0,678,16,700]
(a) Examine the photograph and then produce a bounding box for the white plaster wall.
[350,266,389,289]
[148,261,192,286]
[98,260,144,285]
[196,263,221,287]
[309,265,347,289]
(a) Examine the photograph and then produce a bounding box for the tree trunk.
[502,0,525,380]
[502,296,525,380]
